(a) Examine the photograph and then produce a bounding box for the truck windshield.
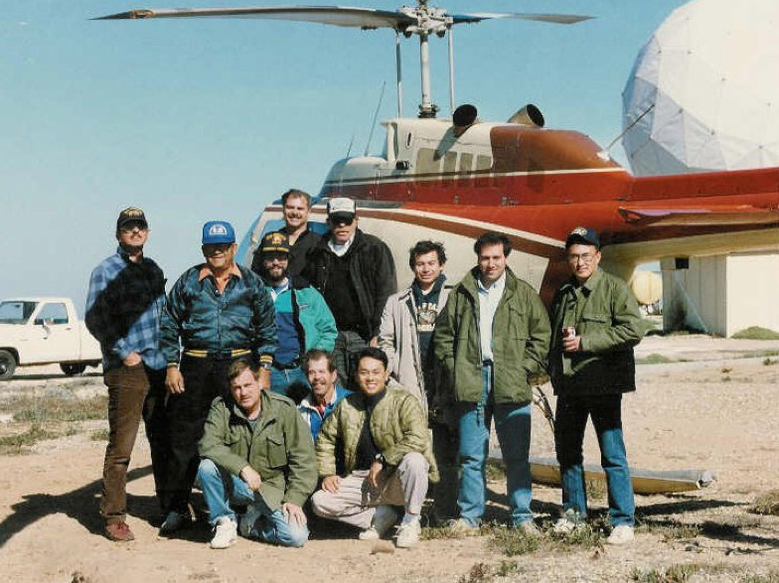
[0,301,38,324]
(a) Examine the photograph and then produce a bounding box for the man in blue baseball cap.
[158,220,278,537]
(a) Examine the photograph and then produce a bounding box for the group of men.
[85,191,644,551]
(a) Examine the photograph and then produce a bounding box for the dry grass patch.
[750,490,779,516]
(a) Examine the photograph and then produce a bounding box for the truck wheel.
[0,350,16,380]
[60,363,87,376]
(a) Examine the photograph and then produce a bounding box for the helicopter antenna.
[597,103,655,161]
[95,3,593,120]
[345,133,355,157]
[364,81,386,156]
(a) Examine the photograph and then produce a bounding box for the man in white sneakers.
[311,347,438,548]
[197,358,317,549]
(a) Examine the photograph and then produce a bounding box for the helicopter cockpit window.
[459,153,474,173]
[443,151,457,174]
[476,155,493,171]
[416,148,439,174]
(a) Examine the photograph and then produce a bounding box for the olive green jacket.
[199,390,317,510]
[316,386,439,483]
[549,268,643,395]
[433,267,551,405]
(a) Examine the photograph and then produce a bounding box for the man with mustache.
[252,188,321,278]
[297,349,352,442]
[86,206,168,542]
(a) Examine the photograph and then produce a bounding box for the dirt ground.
[0,335,778,583]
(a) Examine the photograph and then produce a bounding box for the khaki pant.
[311,452,429,529]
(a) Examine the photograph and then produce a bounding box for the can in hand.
[563,326,576,339]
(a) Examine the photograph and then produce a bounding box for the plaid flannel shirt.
[85,247,167,372]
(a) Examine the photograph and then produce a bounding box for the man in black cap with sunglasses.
[86,206,168,542]
[304,197,396,389]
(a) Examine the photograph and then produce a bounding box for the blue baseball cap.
[202,221,236,245]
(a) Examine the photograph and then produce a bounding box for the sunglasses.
[328,215,355,226]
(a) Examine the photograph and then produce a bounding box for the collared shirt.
[327,235,354,257]
[198,262,243,294]
[85,246,167,371]
[297,385,352,442]
[476,271,506,362]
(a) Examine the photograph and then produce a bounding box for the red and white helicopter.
[99,2,779,303]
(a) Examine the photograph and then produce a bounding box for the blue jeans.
[197,458,309,547]
[457,363,533,527]
[270,366,308,398]
[554,394,635,527]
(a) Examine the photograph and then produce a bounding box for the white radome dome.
[622,0,779,176]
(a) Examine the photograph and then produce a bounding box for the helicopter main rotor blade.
[94,6,417,30]
[449,12,592,25]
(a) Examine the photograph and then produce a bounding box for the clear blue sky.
[0,0,685,313]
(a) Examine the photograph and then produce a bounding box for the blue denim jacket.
[160,263,277,365]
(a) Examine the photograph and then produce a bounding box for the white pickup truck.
[0,297,102,380]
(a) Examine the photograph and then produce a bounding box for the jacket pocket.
[266,433,288,468]
[581,313,609,334]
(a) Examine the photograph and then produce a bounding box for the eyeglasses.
[566,253,596,264]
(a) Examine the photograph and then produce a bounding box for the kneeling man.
[311,347,438,548]
[198,358,317,549]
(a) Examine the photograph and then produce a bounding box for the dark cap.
[116,207,148,230]
[202,221,236,245]
[565,226,601,249]
[259,231,290,254]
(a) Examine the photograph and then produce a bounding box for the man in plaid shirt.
[86,207,168,542]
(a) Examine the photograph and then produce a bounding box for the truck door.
[26,302,80,363]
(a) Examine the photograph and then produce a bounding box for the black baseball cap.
[565,226,601,250]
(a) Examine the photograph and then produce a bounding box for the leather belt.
[183,348,252,361]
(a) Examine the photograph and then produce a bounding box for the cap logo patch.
[209,224,228,236]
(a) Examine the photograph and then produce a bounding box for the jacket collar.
[561,268,604,296]
[198,262,242,282]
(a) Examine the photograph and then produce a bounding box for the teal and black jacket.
[160,263,277,365]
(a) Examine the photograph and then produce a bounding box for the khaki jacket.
[316,386,439,483]
[378,283,453,419]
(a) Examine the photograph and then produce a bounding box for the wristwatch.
[374,453,386,465]
[260,362,272,371]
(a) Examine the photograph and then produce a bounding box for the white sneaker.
[239,503,262,538]
[553,510,582,534]
[359,505,398,540]
[395,516,421,548]
[210,516,238,549]
[606,524,635,545]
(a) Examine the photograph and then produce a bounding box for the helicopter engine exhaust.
[508,104,545,128]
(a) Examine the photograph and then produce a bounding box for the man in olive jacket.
[549,227,644,546]
[311,347,437,548]
[197,358,317,549]
[433,232,550,533]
